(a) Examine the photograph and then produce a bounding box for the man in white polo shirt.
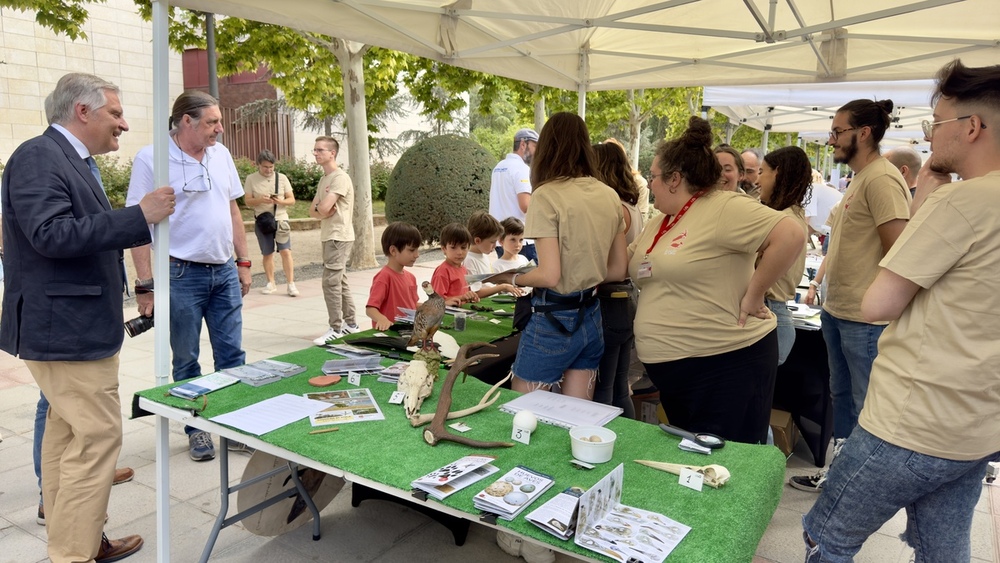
[489,128,537,263]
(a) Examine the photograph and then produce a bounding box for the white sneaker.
[496,530,553,563]
[261,282,276,295]
[287,283,299,297]
[341,323,362,335]
[313,327,344,346]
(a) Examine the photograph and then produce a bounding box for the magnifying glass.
[658,423,726,450]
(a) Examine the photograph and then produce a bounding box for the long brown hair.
[593,142,639,205]
[530,112,597,189]
[762,146,812,212]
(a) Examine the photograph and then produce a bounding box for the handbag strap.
[272,172,279,213]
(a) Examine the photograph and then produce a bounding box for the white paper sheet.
[210,393,331,435]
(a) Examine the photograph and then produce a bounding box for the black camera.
[124,315,154,338]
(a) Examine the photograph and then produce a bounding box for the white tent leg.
[152,2,172,562]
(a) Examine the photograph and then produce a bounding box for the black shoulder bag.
[254,174,279,235]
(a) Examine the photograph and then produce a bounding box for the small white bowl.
[569,426,617,464]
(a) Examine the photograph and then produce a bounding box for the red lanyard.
[645,194,700,256]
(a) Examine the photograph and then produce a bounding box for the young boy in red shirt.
[430,223,479,306]
[366,222,422,330]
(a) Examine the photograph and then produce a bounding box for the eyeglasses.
[180,159,212,193]
[920,115,987,139]
[828,127,858,141]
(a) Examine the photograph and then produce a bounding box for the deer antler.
[422,342,514,448]
[409,371,511,427]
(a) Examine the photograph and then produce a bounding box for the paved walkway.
[0,227,996,562]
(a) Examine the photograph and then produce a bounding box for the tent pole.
[152,2,172,562]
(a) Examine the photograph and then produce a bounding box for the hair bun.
[876,99,895,114]
[681,116,713,149]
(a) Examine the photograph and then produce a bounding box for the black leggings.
[643,330,778,444]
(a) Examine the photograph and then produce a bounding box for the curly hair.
[762,146,813,212]
[654,116,721,193]
[593,142,639,205]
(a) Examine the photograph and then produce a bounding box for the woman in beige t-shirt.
[628,117,805,444]
[758,146,812,366]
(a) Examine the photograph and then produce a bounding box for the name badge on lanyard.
[639,194,700,279]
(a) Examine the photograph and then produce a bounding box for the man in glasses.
[791,98,911,493]
[126,90,252,462]
[2,73,174,563]
[803,59,1000,562]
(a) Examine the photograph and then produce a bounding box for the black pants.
[594,283,637,418]
[643,330,778,444]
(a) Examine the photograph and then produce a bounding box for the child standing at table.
[431,223,479,306]
[366,222,422,330]
[464,211,502,279]
[493,217,530,273]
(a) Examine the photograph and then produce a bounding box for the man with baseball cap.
[489,128,538,263]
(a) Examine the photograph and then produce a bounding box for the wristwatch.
[135,278,154,294]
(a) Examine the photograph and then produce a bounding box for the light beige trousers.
[27,355,122,563]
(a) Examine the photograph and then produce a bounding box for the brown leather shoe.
[95,533,143,563]
[112,467,134,486]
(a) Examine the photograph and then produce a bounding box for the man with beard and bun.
[802,59,1000,563]
[789,99,911,493]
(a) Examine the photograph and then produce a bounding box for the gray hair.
[169,90,219,130]
[45,73,120,126]
[256,149,277,164]
[741,147,764,163]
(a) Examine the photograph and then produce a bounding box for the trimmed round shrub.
[385,135,494,244]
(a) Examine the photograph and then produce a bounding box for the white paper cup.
[569,426,617,464]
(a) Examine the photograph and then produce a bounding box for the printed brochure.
[473,465,555,520]
[304,388,385,426]
[411,455,499,500]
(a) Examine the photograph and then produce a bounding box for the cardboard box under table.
[134,344,785,562]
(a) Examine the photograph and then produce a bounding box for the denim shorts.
[511,291,605,384]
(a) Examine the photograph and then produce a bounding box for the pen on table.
[309,427,340,435]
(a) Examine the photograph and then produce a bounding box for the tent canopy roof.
[171,0,998,91]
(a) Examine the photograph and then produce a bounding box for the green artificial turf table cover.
[133,300,784,562]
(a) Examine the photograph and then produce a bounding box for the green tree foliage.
[369,161,392,201]
[0,0,100,41]
[385,135,494,244]
[93,154,131,209]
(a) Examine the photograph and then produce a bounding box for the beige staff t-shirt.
[318,169,355,243]
[628,190,783,363]
[524,176,624,295]
[860,172,1000,460]
[766,205,808,302]
[245,171,293,221]
[823,158,910,322]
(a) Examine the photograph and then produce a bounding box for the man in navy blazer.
[0,73,174,563]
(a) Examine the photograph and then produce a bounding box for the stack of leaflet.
[249,359,307,378]
[377,361,409,383]
[327,344,380,358]
[222,365,282,387]
[411,455,499,500]
[321,356,383,376]
[787,302,822,330]
[473,466,555,520]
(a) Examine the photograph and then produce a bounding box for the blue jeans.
[512,291,604,385]
[170,258,245,433]
[767,299,796,366]
[820,310,884,440]
[803,427,998,562]
[34,391,48,494]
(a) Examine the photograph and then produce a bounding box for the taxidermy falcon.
[408,281,445,351]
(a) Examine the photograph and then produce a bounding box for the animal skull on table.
[398,360,433,418]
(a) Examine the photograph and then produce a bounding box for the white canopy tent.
[704,80,936,146]
[144,2,997,559]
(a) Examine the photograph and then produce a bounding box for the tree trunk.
[332,39,378,270]
[532,84,546,132]
[627,90,642,170]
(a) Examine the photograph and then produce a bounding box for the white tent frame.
[146,2,995,559]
